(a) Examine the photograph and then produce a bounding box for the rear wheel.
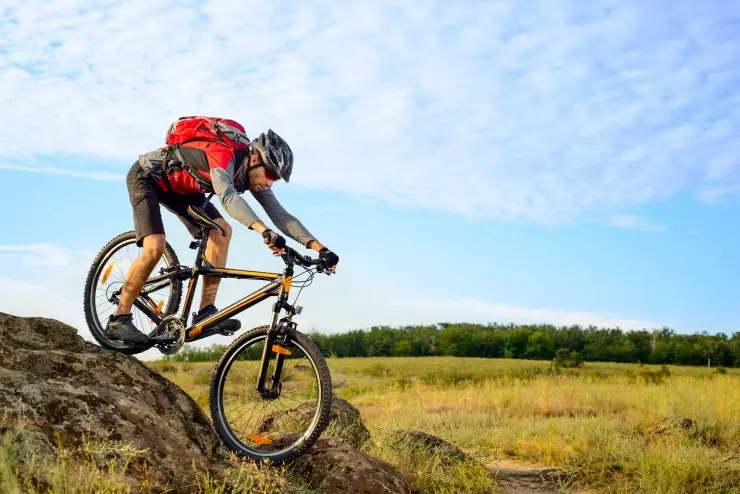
[209,325,333,464]
[83,231,182,355]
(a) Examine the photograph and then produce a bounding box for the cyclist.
[106,120,340,344]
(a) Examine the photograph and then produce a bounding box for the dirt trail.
[487,459,589,494]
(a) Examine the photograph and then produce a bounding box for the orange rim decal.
[101,263,114,285]
[249,434,272,445]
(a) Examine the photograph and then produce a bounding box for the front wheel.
[209,325,333,464]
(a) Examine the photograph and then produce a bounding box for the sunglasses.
[245,152,280,182]
[249,162,281,181]
[264,166,280,181]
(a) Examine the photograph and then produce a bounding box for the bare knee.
[210,219,232,243]
[141,234,166,264]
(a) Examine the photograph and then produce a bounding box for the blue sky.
[2,1,740,359]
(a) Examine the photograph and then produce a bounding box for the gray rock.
[290,437,417,494]
[0,312,229,490]
[393,430,473,463]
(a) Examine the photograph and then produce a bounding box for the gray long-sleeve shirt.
[210,160,317,247]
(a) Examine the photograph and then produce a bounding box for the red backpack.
[162,116,250,192]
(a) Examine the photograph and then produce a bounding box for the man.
[107,118,339,344]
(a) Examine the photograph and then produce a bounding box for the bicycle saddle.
[187,205,227,237]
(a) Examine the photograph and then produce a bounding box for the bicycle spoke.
[280,381,313,394]
[225,396,261,418]
[231,399,271,433]
[236,401,269,434]
[226,394,266,425]
[224,370,260,389]
[274,393,313,406]
[224,398,261,415]
[113,252,127,281]
[97,305,115,318]
[269,399,307,429]
[125,245,133,272]
[222,394,251,405]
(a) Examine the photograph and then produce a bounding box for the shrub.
[553,348,584,368]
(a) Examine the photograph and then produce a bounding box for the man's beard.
[234,158,249,192]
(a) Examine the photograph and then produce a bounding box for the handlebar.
[281,246,332,273]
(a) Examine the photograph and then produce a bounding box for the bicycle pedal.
[218,320,241,336]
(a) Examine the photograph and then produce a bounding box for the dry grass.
[4,358,738,493]
[151,357,740,492]
[324,358,740,493]
[0,425,315,494]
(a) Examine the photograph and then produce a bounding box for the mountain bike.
[82,200,334,464]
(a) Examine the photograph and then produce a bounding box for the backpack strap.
[159,147,174,193]
[171,144,215,193]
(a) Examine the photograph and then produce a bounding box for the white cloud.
[0,243,93,267]
[0,1,739,224]
[395,297,661,330]
[0,164,123,181]
[0,277,83,328]
[609,214,667,232]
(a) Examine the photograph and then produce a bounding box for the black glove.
[262,229,286,249]
[319,247,339,269]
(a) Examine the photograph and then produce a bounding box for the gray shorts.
[126,162,223,247]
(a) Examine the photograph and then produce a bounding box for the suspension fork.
[256,265,294,396]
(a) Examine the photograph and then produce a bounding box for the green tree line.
[163,322,740,366]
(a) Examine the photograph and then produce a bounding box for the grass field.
[2,357,738,493]
[149,357,740,493]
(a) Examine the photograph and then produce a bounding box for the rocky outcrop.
[324,397,373,447]
[0,312,229,490]
[393,430,473,463]
[290,437,417,494]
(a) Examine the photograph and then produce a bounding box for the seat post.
[194,229,210,268]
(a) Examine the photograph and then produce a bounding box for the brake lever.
[316,262,334,276]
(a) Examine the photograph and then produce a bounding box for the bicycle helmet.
[250,129,294,182]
